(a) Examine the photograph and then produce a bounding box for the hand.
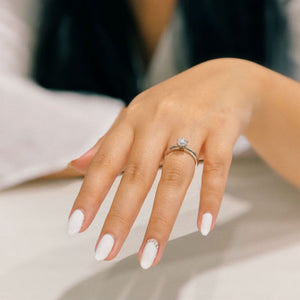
[67,58,266,269]
[69,108,166,174]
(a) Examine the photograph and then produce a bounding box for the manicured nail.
[201,212,213,236]
[140,239,159,270]
[95,234,115,261]
[67,209,85,236]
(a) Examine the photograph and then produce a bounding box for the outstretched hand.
[67,58,266,269]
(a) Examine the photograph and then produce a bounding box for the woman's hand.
[69,108,166,174]
[67,58,267,269]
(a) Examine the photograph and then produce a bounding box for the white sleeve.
[286,0,300,81]
[0,0,256,190]
[0,0,40,76]
[0,0,125,190]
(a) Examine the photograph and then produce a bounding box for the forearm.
[245,66,300,188]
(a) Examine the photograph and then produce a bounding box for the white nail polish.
[140,239,159,270]
[95,234,115,261]
[201,212,213,236]
[67,209,85,236]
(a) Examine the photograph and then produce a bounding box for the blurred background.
[0,1,299,299]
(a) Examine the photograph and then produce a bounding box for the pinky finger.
[197,136,235,236]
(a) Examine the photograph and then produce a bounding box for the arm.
[245,67,300,188]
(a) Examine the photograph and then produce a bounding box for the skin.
[68,58,300,268]
[43,0,300,267]
[129,0,178,67]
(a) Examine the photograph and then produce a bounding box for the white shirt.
[0,0,299,190]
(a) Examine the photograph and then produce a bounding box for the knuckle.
[125,94,147,117]
[107,211,131,230]
[92,153,118,175]
[150,215,171,237]
[204,154,230,178]
[124,162,145,183]
[156,98,178,117]
[202,157,229,200]
[124,102,138,116]
[204,184,224,200]
[214,114,228,129]
[161,164,185,187]
[204,159,225,174]
[118,105,137,126]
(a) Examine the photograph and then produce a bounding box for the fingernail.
[95,234,115,261]
[201,212,213,236]
[75,143,98,161]
[67,161,76,169]
[140,238,159,270]
[67,209,85,236]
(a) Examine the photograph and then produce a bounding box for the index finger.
[67,122,134,236]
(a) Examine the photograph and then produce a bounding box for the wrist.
[242,61,271,139]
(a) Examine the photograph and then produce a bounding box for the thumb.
[69,136,105,174]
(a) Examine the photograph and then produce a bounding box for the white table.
[0,157,299,300]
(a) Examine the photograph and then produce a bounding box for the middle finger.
[94,124,170,261]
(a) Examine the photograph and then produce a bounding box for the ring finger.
[138,130,205,269]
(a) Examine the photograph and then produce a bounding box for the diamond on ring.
[177,137,188,147]
[164,137,199,166]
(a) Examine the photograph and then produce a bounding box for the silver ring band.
[164,138,199,166]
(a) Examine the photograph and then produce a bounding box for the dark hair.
[32,0,287,106]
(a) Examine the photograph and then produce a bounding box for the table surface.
[0,157,299,300]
